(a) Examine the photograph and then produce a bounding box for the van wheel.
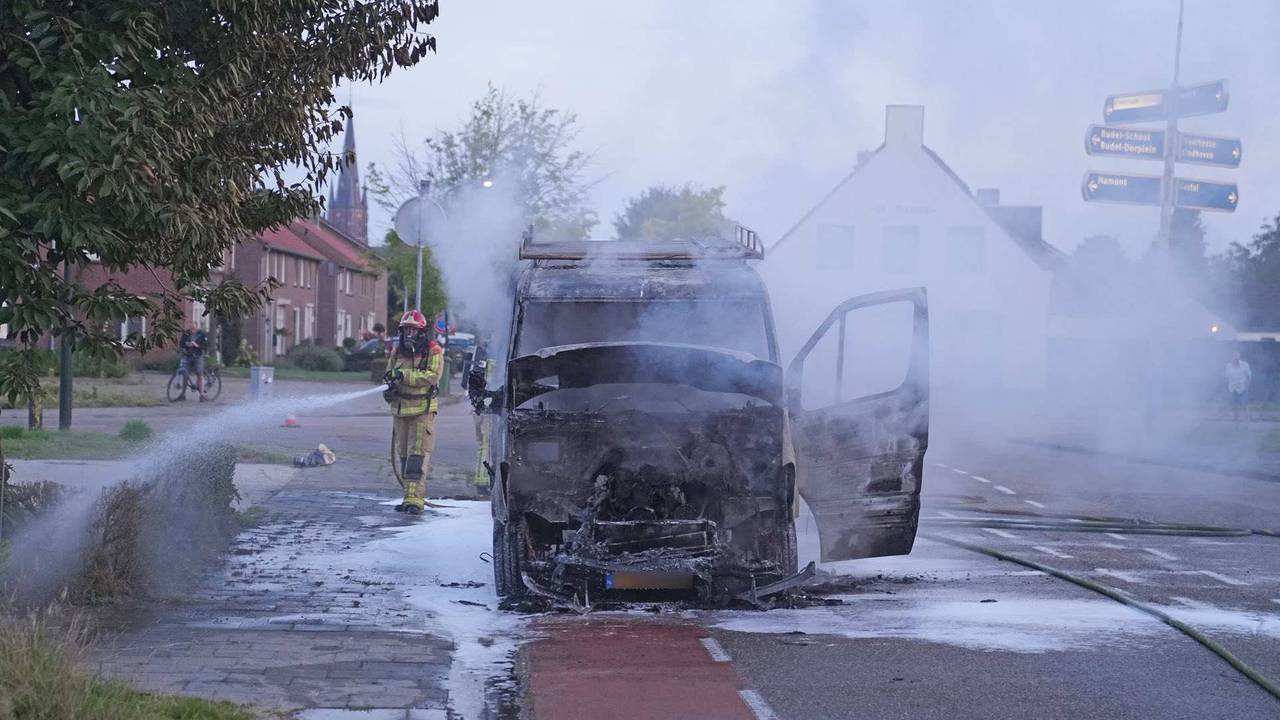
[769,519,798,576]
[493,519,526,598]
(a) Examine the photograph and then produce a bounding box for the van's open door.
[786,288,929,562]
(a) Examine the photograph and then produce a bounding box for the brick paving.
[89,399,491,716]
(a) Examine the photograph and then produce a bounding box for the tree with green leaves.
[381,229,446,326]
[368,84,598,241]
[0,1,439,404]
[1213,212,1280,330]
[613,184,731,242]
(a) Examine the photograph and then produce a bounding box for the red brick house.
[293,218,387,347]
[233,224,326,363]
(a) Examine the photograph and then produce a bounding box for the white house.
[760,105,1061,394]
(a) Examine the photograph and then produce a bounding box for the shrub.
[341,337,358,352]
[138,354,179,373]
[0,425,24,440]
[118,421,153,442]
[234,339,258,368]
[285,344,343,372]
[62,350,129,379]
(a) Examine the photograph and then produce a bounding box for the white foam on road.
[1024,500,1047,509]
[970,475,991,484]
[994,485,1017,495]
[304,500,524,720]
[1143,548,1179,562]
[982,528,1019,540]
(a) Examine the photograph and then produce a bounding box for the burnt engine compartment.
[506,404,796,606]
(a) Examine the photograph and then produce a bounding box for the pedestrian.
[1225,351,1252,425]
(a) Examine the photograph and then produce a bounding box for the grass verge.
[0,388,163,411]
[221,365,373,383]
[0,428,293,465]
[0,613,258,720]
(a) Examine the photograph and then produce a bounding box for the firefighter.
[384,309,443,514]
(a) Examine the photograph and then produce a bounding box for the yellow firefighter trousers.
[394,410,438,509]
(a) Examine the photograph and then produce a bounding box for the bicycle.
[167,358,223,402]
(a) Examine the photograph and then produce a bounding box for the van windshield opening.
[516,299,773,360]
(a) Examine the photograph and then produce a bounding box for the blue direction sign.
[1175,178,1239,212]
[1103,80,1229,125]
[1081,171,1161,206]
[1177,132,1243,168]
[1085,125,1164,161]
[1083,172,1240,212]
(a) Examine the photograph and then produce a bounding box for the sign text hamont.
[1081,172,1238,213]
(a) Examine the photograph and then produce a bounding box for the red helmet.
[399,310,427,329]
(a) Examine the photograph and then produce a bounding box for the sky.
[339,0,1280,258]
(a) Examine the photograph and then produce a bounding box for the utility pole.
[1156,0,1186,268]
[58,257,73,431]
[414,181,427,310]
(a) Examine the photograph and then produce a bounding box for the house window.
[947,226,985,274]
[881,225,920,274]
[119,315,146,346]
[297,258,304,287]
[816,224,855,270]
[191,300,211,332]
[305,304,316,340]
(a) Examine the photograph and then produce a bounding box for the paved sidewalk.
[85,396,495,715]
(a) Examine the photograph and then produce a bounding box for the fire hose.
[921,506,1280,703]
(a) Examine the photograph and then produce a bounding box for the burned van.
[469,228,930,605]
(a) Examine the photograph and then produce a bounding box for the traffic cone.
[282,414,300,428]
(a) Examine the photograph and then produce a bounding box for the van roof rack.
[519,224,763,261]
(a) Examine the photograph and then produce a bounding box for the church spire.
[325,102,369,244]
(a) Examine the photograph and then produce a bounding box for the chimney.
[884,105,925,148]
[976,188,1001,206]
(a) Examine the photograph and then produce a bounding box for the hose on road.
[928,506,1278,540]
[921,533,1280,704]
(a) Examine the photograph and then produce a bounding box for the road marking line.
[739,689,779,720]
[983,528,1018,540]
[699,637,730,662]
[1198,570,1249,587]
[952,469,971,476]
[1024,500,1046,509]
[935,462,950,469]
[1099,542,1127,550]
[1096,568,1144,584]
[1033,545,1073,559]
[1105,533,1128,541]
[1143,548,1179,561]
[994,485,1017,495]
[971,475,991,484]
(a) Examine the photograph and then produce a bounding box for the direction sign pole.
[1156,0,1185,265]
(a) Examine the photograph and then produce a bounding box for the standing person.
[178,321,208,401]
[384,310,443,514]
[1225,351,1252,425]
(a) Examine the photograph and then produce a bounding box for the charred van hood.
[510,342,782,406]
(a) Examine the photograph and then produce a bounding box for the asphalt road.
[521,438,1280,720]
[22,380,1279,718]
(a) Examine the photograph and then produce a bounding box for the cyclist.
[178,321,209,401]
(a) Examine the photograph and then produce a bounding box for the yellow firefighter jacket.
[386,342,444,416]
